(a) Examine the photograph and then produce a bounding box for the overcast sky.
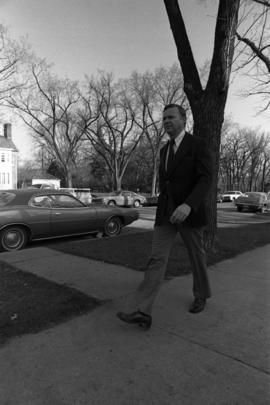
[0,0,268,160]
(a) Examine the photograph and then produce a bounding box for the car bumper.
[236,203,264,210]
[222,197,232,202]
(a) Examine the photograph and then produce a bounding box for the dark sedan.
[143,194,159,206]
[0,189,139,251]
[235,192,270,213]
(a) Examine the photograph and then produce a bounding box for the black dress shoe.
[116,311,152,330]
[189,298,206,314]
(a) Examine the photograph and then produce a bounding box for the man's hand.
[170,203,191,224]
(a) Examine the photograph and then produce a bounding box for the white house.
[0,124,18,190]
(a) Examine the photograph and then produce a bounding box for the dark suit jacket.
[155,132,213,227]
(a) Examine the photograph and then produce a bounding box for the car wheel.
[133,200,141,208]
[103,216,122,237]
[237,206,243,212]
[0,226,28,251]
[108,200,116,206]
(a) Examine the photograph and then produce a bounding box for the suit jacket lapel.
[160,143,168,176]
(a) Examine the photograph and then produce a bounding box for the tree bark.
[150,155,159,196]
[164,0,240,249]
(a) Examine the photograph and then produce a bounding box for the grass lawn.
[0,262,101,346]
[49,222,270,278]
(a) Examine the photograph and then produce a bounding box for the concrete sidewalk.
[0,244,269,404]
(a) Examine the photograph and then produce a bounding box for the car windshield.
[0,191,16,206]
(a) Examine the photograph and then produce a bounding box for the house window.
[1,153,5,162]
[2,173,5,184]
[7,173,10,184]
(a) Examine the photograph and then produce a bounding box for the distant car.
[217,193,223,203]
[221,190,243,202]
[92,190,146,208]
[0,189,139,252]
[235,192,270,213]
[143,194,159,206]
[60,188,92,205]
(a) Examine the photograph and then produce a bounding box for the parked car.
[0,189,139,251]
[217,193,223,203]
[92,190,146,208]
[221,190,243,202]
[235,192,270,213]
[143,194,159,206]
[60,188,92,205]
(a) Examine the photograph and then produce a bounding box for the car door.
[26,195,52,238]
[122,191,132,206]
[49,193,98,236]
[114,193,125,206]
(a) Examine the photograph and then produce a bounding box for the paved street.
[126,203,270,233]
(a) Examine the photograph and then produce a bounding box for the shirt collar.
[172,129,185,150]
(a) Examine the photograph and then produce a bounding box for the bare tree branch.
[252,0,270,6]
[163,0,203,99]
[236,32,270,73]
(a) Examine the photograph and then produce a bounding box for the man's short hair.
[163,104,186,123]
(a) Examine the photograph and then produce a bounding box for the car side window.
[50,194,84,208]
[30,196,51,208]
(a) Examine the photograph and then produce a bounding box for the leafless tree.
[219,126,249,190]
[81,72,146,191]
[219,124,270,191]
[259,145,270,191]
[7,60,88,187]
[245,130,269,190]
[163,0,241,247]
[128,64,188,196]
[235,0,270,111]
[0,24,27,111]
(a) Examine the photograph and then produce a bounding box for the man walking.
[117,104,213,329]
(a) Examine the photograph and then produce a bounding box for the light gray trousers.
[124,221,211,315]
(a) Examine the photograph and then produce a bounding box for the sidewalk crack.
[156,327,270,377]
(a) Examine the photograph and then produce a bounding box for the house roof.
[0,137,18,151]
[27,169,59,180]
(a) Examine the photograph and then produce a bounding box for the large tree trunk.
[164,0,240,249]
[192,98,226,248]
[66,170,73,188]
[151,157,159,196]
[114,168,123,192]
